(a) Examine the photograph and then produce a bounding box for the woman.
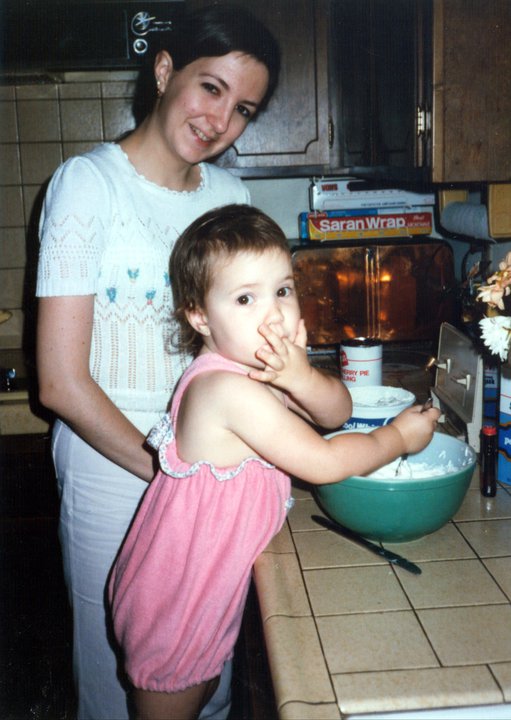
[35,5,280,719]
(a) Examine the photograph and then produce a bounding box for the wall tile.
[0,186,24,227]
[102,97,135,141]
[0,144,21,185]
[59,82,101,100]
[63,141,100,160]
[0,87,15,101]
[0,102,18,142]
[17,100,61,142]
[0,228,26,269]
[20,143,62,185]
[23,184,47,232]
[16,84,58,101]
[101,80,136,99]
[0,268,25,308]
[61,99,103,141]
[0,308,23,349]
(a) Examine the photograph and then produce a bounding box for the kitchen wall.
[1,71,509,353]
[0,72,138,350]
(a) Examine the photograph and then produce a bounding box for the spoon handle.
[420,398,433,413]
[395,399,433,475]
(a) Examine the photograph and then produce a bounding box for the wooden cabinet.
[188,0,331,174]
[329,0,431,175]
[196,0,430,181]
[432,0,511,183]
[188,0,510,183]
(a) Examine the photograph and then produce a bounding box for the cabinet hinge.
[328,117,334,148]
[416,106,426,136]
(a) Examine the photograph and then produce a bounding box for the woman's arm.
[37,295,156,482]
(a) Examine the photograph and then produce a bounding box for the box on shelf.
[498,365,511,485]
[299,208,433,241]
[310,177,435,212]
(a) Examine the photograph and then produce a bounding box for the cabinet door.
[188,0,331,173]
[330,0,429,171]
[432,0,511,182]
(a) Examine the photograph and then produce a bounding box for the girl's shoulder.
[173,354,265,421]
[177,354,250,401]
[182,363,281,419]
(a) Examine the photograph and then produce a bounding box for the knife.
[311,514,422,575]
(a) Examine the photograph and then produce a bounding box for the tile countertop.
[253,471,511,720]
[253,358,511,719]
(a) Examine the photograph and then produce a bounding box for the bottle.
[480,425,497,497]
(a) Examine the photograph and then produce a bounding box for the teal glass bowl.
[315,430,477,543]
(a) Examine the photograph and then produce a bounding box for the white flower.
[479,315,511,361]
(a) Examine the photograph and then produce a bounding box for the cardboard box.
[310,178,435,211]
[299,208,433,241]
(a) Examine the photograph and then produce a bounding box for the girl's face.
[189,248,301,370]
[154,51,269,167]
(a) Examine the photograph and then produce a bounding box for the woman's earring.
[156,79,163,98]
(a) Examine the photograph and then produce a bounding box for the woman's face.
[154,51,269,167]
[189,248,301,370]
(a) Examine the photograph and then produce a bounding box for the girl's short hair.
[170,204,290,356]
[133,3,280,123]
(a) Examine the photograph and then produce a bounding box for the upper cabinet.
[188,0,331,173]
[329,0,431,178]
[188,0,510,184]
[432,0,511,183]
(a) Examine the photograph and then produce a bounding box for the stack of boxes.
[299,178,435,242]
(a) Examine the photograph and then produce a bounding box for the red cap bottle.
[480,425,497,497]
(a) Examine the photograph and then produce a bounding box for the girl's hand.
[248,319,311,390]
[249,319,351,430]
[391,404,441,454]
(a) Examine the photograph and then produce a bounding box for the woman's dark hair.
[170,204,290,356]
[133,3,280,124]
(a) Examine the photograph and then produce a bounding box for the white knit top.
[36,143,250,431]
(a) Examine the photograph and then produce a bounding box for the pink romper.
[109,352,293,693]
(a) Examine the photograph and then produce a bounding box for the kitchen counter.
[254,471,511,719]
[253,357,511,718]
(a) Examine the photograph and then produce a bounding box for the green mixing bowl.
[315,430,477,543]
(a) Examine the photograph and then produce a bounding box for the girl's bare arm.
[180,371,439,483]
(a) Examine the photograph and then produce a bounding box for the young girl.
[109,204,439,720]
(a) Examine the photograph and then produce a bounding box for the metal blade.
[311,515,422,575]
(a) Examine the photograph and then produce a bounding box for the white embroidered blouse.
[36,143,250,431]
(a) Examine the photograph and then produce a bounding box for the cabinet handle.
[328,117,334,148]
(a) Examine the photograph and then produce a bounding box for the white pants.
[52,420,232,720]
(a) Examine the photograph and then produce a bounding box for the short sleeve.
[36,155,110,297]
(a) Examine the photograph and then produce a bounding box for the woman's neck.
[119,119,201,192]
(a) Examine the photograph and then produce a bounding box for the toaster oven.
[292,238,457,349]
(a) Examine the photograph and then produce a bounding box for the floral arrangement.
[477,251,511,361]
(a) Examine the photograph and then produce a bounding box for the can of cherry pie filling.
[340,338,383,387]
